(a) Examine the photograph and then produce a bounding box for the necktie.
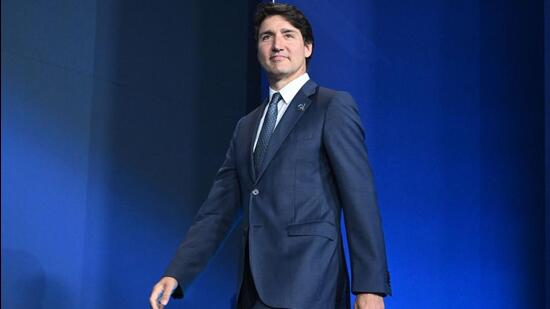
[254,92,282,174]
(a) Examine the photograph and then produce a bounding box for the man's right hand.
[149,277,179,309]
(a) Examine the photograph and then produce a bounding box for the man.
[150,3,391,309]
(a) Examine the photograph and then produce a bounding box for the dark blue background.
[2,0,548,308]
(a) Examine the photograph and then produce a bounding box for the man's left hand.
[354,293,385,309]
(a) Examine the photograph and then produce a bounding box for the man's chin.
[271,66,289,73]
[267,68,291,79]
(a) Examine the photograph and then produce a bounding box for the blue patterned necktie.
[254,92,282,174]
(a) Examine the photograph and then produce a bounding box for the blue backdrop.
[2,0,548,308]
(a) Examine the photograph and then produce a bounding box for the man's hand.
[149,277,179,309]
[354,293,385,309]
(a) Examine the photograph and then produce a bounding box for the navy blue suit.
[164,80,392,308]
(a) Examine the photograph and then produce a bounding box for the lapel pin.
[297,103,305,111]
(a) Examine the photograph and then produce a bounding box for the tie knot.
[269,93,282,106]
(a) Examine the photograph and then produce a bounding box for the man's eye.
[261,35,271,41]
[285,34,294,38]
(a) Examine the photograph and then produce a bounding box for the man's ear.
[304,42,313,58]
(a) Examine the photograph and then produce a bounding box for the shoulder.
[315,86,357,112]
[317,87,365,138]
[239,103,264,124]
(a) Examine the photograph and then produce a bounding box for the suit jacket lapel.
[248,98,267,182]
[255,80,318,182]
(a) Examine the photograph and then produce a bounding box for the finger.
[149,285,164,309]
[160,286,172,306]
[150,294,160,309]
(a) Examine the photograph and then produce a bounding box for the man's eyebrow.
[259,28,298,37]
[259,30,275,37]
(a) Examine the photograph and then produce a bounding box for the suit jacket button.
[252,189,259,196]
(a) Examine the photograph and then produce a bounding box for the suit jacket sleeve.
[323,92,392,296]
[163,119,242,299]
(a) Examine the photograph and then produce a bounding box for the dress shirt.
[253,73,310,151]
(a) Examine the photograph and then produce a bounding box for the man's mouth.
[270,55,287,61]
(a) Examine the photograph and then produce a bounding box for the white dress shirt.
[253,73,310,151]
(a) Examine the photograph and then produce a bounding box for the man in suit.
[150,3,391,309]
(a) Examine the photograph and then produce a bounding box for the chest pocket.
[291,130,314,141]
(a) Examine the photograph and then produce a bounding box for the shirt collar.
[268,73,310,105]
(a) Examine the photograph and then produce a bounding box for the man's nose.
[271,35,283,51]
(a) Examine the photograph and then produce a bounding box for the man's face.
[257,15,312,81]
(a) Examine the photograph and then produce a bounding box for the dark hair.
[254,3,314,64]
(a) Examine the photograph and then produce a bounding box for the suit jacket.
[164,80,392,308]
